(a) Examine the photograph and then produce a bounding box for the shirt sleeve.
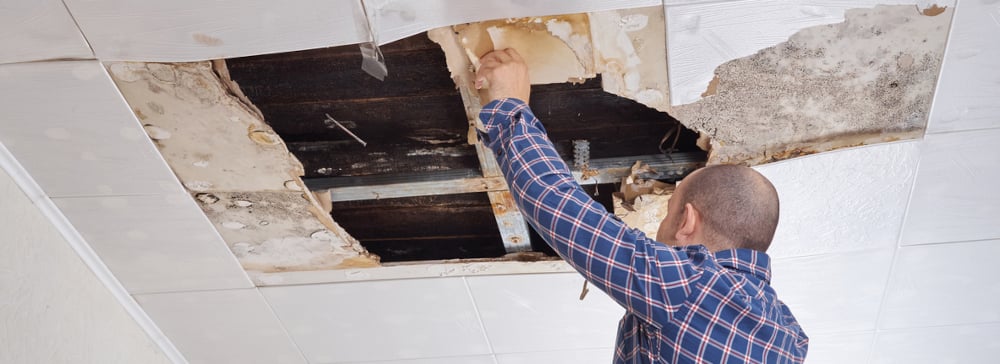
[479,98,702,325]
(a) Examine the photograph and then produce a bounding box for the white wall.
[0,157,173,364]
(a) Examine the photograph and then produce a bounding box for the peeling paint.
[456,15,595,85]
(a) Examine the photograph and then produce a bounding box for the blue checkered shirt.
[480,98,809,363]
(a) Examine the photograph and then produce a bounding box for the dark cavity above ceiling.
[224,32,703,263]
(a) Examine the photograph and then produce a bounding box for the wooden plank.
[290,141,479,178]
[361,235,507,262]
[226,47,457,104]
[256,93,468,143]
[330,193,500,239]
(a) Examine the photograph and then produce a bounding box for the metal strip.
[309,152,705,202]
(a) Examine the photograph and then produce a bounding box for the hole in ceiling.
[225,32,705,263]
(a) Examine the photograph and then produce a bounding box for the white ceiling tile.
[357,356,496,364]
[926,0,1000,134]
[754,142,920,258]
[0,61,183,197]
[53,194,252,294]
[770,248,894,335]
[466,273,624,354]
[879,239,1000,329]
[496,348,614,364]
[135,289,307,364]
[63,0,369,62]
[900,129,1000,245]
[803,331,873,364]
[365,0,661,45]
[0,0,93,64]
[260,277,491,363]
[871,323,1000,364]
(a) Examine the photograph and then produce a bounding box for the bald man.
[475,49,808,363]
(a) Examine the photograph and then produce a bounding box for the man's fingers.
[504,48,525,63]
[492,49,513,64]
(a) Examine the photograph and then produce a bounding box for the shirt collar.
[713,248,772,283]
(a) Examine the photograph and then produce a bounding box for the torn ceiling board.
[455,15,596,85]
[64,0,368,62]
[108,61,378,273]
[448,6,672,111]
[364,0,663,45]
[106,62,303,192]
[197,191,376,272]
[670,5,953,165]
[664,0,957,106]
[0,0,93,64]
[590,6,671,112]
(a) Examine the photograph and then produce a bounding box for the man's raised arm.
[474,49,701,323]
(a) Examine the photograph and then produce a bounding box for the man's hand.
[475,48,530,106]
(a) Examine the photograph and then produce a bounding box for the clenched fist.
[475,48,531,106]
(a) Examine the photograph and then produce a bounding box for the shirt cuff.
[478,97,528,151]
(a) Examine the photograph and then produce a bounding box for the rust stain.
[701,74,720,98]
[247,126,279,146]
[335,256,381,269]
[192,33,224,46]
[921,5,947,16]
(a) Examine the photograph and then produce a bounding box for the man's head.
[655,165,780,252]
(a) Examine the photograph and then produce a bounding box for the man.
[475,48,809,363]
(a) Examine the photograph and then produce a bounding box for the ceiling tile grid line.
[0,0,94,65]
[898,128,1000,246]
[0,141,187,364]
[924,0,1000,134]
[135,288,308,364]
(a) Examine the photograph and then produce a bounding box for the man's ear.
[675,202,700,243]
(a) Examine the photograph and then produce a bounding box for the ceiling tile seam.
[875,320,1000,333]
[58,0,96,58]
[899,236,1000,247]
[865,140,925,363]
[255,288,310,364]
[922,0,962,136]
[924,124,1000,136]
[462,276,498,356]
[0,141,188,364]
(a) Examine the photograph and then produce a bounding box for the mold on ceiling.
[671,5,953,165]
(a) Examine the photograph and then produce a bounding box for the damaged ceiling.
[106,4,952,276]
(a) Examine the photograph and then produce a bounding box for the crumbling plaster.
[107,61,378,273]
[672,5,953,165]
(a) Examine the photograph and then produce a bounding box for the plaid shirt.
[480,98,808,363]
